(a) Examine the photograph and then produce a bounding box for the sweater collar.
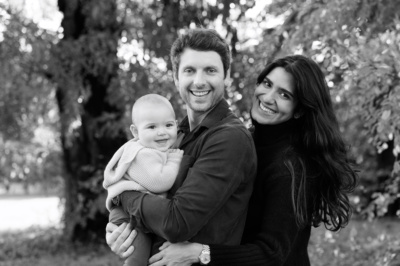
[178,99,230,133]
[252,118,298,147]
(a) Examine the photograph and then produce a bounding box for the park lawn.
[0,219,399,266]
[309,218,400,266]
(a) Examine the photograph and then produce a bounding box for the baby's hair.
[131,94,175,124]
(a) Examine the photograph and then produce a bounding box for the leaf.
[381,110,391,120]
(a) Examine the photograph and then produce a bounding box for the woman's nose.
[260,90,276,103]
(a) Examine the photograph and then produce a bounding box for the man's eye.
[208,68,216,73]
[184,68,193,73]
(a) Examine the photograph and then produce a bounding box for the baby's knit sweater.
[103,139,183,211]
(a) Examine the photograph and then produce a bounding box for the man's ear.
[173,73,179,87]
[224,68,232,87]
[130,124,139,139]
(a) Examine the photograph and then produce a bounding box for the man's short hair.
[170,28,231,79]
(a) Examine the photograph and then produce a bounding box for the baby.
[103,94,183,266]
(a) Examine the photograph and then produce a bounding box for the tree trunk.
[56,0,126,242]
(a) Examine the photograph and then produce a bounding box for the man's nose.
[193,71,205,88]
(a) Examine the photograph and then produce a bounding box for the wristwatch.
[199,244,211,265]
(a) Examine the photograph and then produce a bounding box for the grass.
[0,226,122,266]
[0,219,399,266]
[309,218,400,266]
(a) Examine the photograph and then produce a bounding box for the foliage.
[0,3,61,194]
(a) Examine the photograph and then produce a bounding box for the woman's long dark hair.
[257,55,358,231]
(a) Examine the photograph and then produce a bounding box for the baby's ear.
[130,124,139,139]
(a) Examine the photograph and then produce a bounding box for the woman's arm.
[147,172,309,266]
[105,222,137,259]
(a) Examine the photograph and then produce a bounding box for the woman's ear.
[130,124,139,139]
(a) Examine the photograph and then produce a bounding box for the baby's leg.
[109,206,152,266]
[123,229,152,266]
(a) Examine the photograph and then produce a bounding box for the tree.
[53,0,127,241]
[0,3,60,194]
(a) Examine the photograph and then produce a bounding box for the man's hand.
[148,241,202,266]
[105,222,137,259]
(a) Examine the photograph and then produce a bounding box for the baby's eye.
[148,125,156,129]
[166,123,174,128]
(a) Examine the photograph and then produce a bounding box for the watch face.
[200,256,210,264]
[200,255,211,264]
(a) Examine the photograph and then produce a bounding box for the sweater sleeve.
[126,148,183,193]
[208,170,307,266]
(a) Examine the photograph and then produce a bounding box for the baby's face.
[134,105,178,152]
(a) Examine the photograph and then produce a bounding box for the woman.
[108,55,358,265]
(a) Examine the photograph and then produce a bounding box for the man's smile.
[190,90,211,97]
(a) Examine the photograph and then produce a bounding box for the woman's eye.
[262,79,271,88]
[280,92,291,100]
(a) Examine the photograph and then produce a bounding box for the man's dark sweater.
[210,118,314,266]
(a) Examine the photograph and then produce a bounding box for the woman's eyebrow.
[264,76,273,85]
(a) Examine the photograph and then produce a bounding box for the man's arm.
[120,126,256,242]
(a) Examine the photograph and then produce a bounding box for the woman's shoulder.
[261,146,318,181]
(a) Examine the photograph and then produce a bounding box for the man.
[106,28,257,264]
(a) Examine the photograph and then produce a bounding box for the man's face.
[174,48,226,116]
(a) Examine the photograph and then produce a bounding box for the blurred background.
[0,0,399,265]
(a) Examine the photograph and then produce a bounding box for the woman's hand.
[149,241,202,266]
[105,222,137,259]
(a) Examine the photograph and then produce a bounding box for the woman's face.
[251,67,298,125]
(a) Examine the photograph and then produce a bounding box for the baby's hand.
[169,149,184,155]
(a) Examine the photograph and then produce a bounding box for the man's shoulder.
[208,115,253,144]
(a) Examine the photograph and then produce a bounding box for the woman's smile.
[259,101,277,114]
